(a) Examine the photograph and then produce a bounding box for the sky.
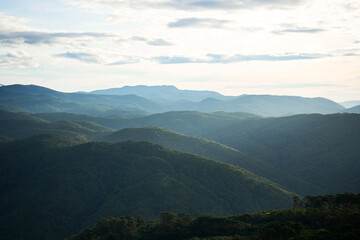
[0,0,359,102]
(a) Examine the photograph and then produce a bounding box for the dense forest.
[0,135,292,240]
[203,113,360,194]
[67,193,360,240]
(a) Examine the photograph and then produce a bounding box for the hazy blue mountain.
[340,100,360,108]
[0,84,59,97]
[0,84,345,117]
[343,105,360,113]
[0,135,292,240]
[103,126,320,194]
[90,85,233,102]
[90,85,344,116]
[0,84,158,115]
[204,113,360,194]
[169,95,344,116]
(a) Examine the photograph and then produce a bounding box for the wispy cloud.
[54,52,100,63]
[63,0,304,11]
[236,83,343,89]
[54,51,140,65]
[272,24,326,35]
[107,58,140,65]
[163,0,304,10]
[153,53,329,64]
[131,36,172,46]
[343,1,360,11]
[0,50,38,68]
[274,28,325,34]
[168,18,230,28]
[0,12,32,32]
[0,31,114,46]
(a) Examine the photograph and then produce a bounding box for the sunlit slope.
[205,113,360,194]
[104,126,319,194]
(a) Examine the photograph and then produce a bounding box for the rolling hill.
[0,135,293,240]
[36,111,258,135]
[103,126,319,194]
[0,110,113,139]
[203,113,360,195]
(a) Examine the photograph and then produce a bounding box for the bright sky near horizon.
[0,0,359,101]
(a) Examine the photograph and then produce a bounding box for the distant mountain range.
[0,84,346,117]
[340,100,360,108]
[343,105,360,114]
[90,85,233,102]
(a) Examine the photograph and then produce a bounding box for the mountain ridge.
[103,126,321,194]
[0,84,345,117]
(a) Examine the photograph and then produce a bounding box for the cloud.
[343,1,360,11]
[54,52,100,63]
[63,0,304,11]
[0,50,38,68]
[146,39,172,46]
[54,51,141,65]
[107,58,140,65]
[0,31,114,46]
[0,12,32,32]
[153,56,196,64]
[168,18,229,28]
[153,53,329,64]
[164,0,303,10]
[272,24,326,34]
[273,28,325,34]
[131,36,172,46]
[237,83,342,89]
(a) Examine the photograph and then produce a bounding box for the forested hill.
[103,127,319,195]
[0,135,292,240]
[36,111,258,135]
[204,113,360,194]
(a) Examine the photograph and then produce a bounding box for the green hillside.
[0,109,46,122]
[36,110,258,134]
[103,127,319,194]
[0,117,113,139]
[0,135,293,240]
[204,113,360,194]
